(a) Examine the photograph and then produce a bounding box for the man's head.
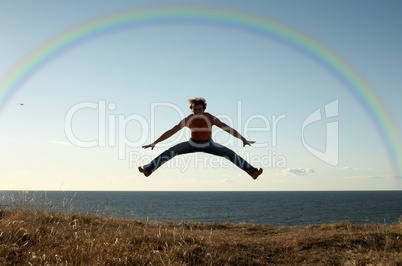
[188,97,207,115]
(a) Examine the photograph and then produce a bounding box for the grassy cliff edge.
[0,209,401,265]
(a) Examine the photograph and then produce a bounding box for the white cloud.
[342,175,401,180]
[282,168,315,176]
[341,166,372,171]
[218,178,234,183]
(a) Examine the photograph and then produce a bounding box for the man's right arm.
[142,118,187,150]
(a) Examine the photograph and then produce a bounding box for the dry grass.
[0,208,401,265]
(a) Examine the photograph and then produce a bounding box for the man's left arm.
[211,115,255,147]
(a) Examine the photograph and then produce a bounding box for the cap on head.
[188,97,207,110]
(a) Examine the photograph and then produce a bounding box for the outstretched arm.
[213,116,255,147]
[142,119,186,150]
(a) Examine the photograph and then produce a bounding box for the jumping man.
[138,97,263,179]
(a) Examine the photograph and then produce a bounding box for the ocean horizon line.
[1,189,402,192]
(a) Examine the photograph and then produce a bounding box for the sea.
[1,191,401,226]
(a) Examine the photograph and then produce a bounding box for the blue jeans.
[143,138,257,176]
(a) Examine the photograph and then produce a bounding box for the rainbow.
[1,6,401,182]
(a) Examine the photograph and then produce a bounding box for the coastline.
[1,209,401,265]
[2,190,402,226]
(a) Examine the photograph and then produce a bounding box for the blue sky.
[0,0,401,191]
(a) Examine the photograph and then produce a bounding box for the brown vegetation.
[0,208,401,265]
